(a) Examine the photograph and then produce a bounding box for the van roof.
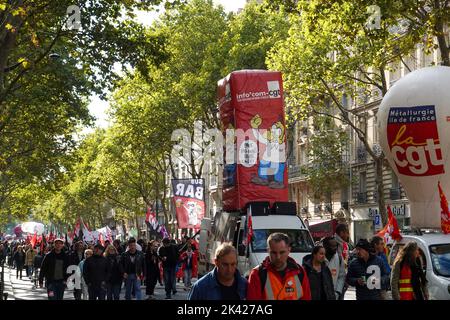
[401,234,450,246]
[248,215,308,230]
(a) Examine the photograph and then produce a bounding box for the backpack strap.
[258,264,267,295]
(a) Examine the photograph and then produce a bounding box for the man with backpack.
[188,243,247,300]
[247,232,311,300]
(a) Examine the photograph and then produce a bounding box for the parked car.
[389,231,450,300]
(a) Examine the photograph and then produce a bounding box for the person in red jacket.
[247,232,311,300]
[179,243,198,290]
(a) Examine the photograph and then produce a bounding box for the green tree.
[267,0,426,224]
[303,116,351,207]
[0,0,168,218]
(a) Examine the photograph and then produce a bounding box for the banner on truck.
[218,70,288,211]
[172,179,205,229]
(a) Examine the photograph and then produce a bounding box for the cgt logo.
[235,81,281,102]
[387,105,444,176]
[267,81,281,98]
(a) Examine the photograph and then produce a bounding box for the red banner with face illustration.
[218,70,288,211]
[172,179,205,229]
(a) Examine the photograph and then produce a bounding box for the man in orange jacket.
[247,232,311,300]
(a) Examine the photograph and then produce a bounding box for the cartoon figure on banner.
[250,114,286,189]
[185,201,202,226]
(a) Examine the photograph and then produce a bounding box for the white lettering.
[184,185,195,198]
[176,183,184,196]
[424,138,444,166]
[392,139,443,174]
[406,146,428,174]
[392,146,408,167]
[66,265,81,290]
[195,187,203,200]
[367,265,381,290]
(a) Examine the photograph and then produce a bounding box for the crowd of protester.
[0,235,198,300]
[1,223,428,301]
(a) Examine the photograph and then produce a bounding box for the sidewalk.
[2,265,14,300]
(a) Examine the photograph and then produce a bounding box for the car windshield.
[429,244,450,277]
[251,229,314,253]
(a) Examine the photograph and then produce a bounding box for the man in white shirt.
[323,236,346,300]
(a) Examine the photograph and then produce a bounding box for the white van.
[198,202,315,278]
[389,230,450,300]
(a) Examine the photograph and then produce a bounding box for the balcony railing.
[354,191,368,204]
[288,165,306,179]
[356,145,367,163]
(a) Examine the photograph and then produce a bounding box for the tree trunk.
[375,156,387,225]
[434,0,450,67]
[134,210,139,237]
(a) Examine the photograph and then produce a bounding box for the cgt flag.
[30,232,38,248]
[438,181,450,234]
[243,206,254,246]
[172,179,205,229]
[377,205,402,243]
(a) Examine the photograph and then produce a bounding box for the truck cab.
[198,201,315,278]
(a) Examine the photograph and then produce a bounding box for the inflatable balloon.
[13,225,22,236]
[21,221,45,235]
[377,66,450,229]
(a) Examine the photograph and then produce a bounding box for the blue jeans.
[47,281,65,300]
[163,267,176,297]
[107,283,121,300]
[124,274,141,300]
[26,266,33,277]
[184,268,192,287]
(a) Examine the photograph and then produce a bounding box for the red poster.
[172,179,205,229]
[218,70,288,211]
[387,105,444,176]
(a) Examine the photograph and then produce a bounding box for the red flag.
[30,232,37,248]
[40,235,46,253]
[243,206,254,246]
[145,206,152,224]
[438,181,450,234]
[377,205,402,242]
[247,208,254,245]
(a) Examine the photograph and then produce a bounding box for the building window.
[298,145,307,165]
[359,172,366,192]
[392,172,399,189]
[421,43,435,67]
[373,115,378,144]
[357,172,367,203]
[390,171,401,200]
[390,61,401,85]
[342,93,348,109]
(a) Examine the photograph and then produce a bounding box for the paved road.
[3,265,363,301]
[3,266,190,300]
